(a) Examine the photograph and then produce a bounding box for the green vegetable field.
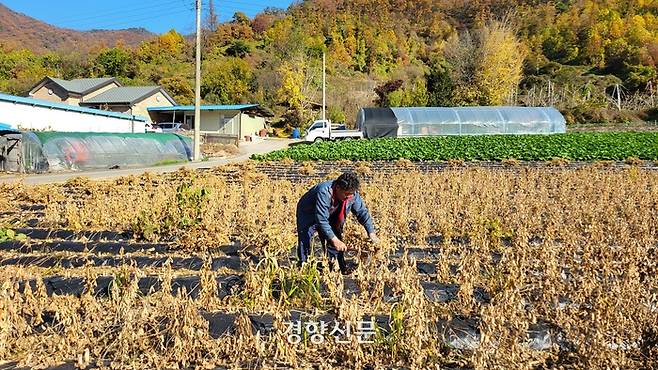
[253,132,658,161]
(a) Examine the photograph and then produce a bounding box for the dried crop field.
[0,161,657,369]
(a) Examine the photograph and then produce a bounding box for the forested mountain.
[2,0,658,125]
[0,4,154,53]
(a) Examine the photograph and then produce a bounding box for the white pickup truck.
[303,120,363,142]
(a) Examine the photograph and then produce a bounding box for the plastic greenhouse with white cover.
[357,107,567,138]
[13,132,193,173]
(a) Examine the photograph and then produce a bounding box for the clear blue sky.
[1,0,294,34]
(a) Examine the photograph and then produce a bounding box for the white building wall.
[240,113,266,138]
[198,110,240,135]
[0,100,146,133]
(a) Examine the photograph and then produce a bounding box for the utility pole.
[322,52,326,122]
[193,0,202,161]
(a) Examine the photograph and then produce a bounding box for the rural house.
[79,86,176,119]
[28,77,120,106]
[28,77,177,120]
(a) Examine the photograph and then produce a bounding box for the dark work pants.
[297,224,346,273]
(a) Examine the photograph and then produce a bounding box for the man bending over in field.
[296,172,379,274]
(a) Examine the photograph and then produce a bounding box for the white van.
[156,122,185,133]
[144,123,163,133]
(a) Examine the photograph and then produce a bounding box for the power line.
[56,7,194,28]
[53,0,277,25]
[208,0,284,8]
[51,0,193,24]
[41,0,284,32]
[203,5,271,16]
[70,8,196,30]
[202,3,263,11]
[201,1,287,17]
[201,2,281,15]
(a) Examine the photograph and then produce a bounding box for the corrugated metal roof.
[49,77,117,94]
[0,92,147,122]
[82,86,163,104]
[147,104,258,112]
[0,122,19,133]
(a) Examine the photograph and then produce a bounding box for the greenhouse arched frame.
[357,107,567,138]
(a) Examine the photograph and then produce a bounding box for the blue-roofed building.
[148,104,273,143]
[0,92,147,133]
[0,122,18,133]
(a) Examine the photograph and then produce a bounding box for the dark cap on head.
[335,172,360,192]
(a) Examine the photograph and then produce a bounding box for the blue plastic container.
[291,128,300,139]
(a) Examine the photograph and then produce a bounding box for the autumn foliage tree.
[95,46,133,78]
[2,0,658,126]
[477,20,526,105]
[443,20,525,106]
[202,57,254,104]
[373,79,403,107]
[276,61,307,127]
[137,30,187,63]
[159,76,193,105]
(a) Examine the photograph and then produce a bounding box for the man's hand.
[331,237,348,251]
[368,233,380,245]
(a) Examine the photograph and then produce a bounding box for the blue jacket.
[296,180,375,240]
